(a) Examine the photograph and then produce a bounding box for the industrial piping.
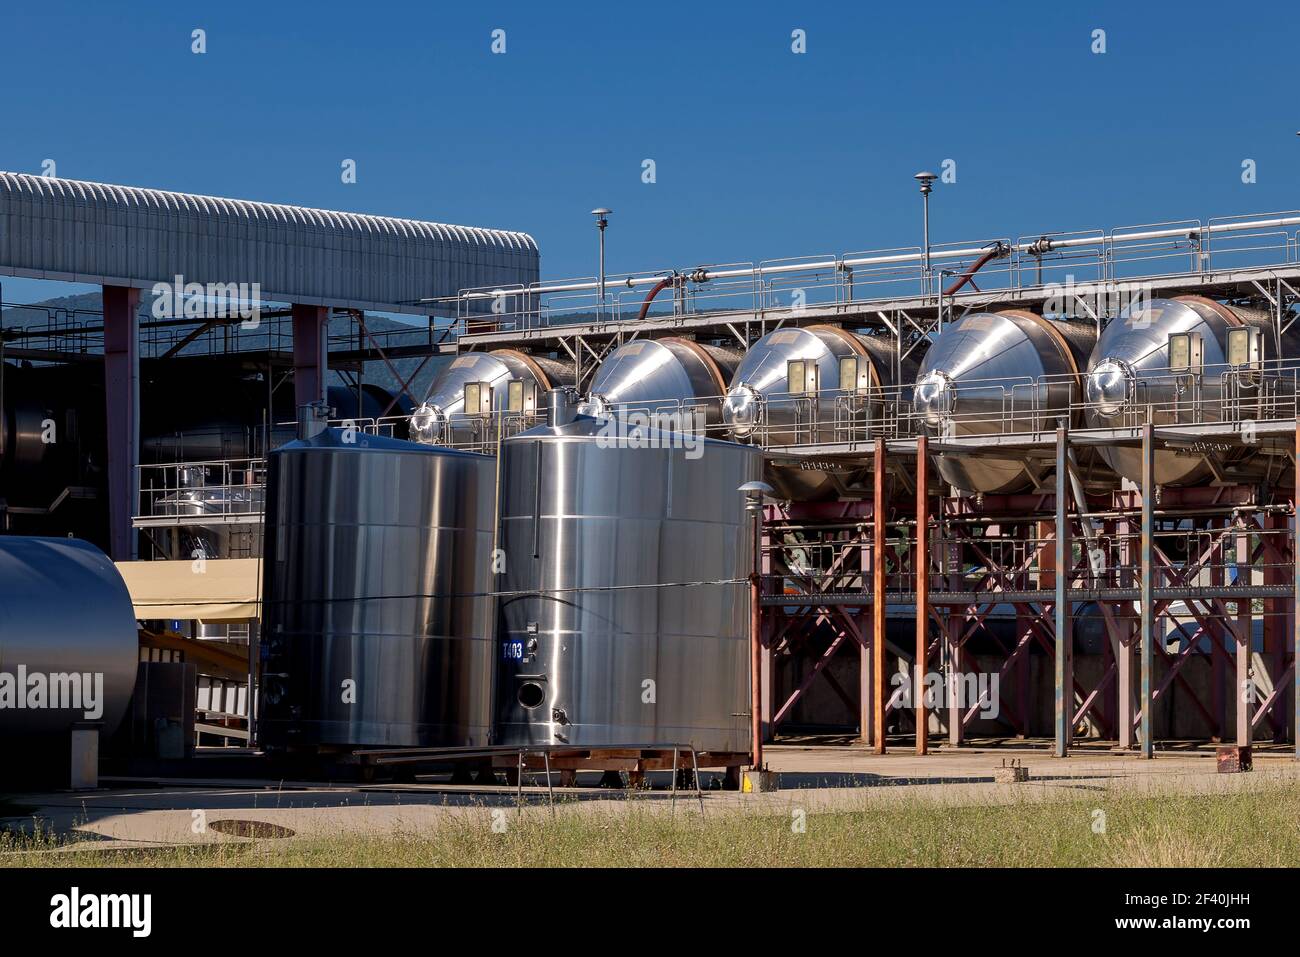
[635,274,678,322]
[942,242,1009,296]
[428,215,1300,305]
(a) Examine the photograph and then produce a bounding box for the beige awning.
[115,558,261,622]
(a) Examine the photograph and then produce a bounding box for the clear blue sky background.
[3,0,1299,303]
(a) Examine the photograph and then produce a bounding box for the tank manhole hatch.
[206,819,296,839]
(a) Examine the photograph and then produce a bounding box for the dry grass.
[5,775,1300,868]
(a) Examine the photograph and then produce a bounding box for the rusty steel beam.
[103,285,141,561]
[915,435,929,755]
[1263,513,1289,741]
[1054,426,1073,757]
[770,631,850,727]
[1236,526,1252,748]
[859,520,873,746]
[291,303,329,409]
[750,520,763,769]
[1140,420,1155,759]
[760,520,775,744]
[873,437,887,754]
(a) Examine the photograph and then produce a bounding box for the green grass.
[5,779,1300,868]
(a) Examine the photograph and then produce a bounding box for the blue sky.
[3,0,1299,304]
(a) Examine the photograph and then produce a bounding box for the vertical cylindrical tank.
[259,428,496,748]
[0,537,138,739]
[494,416,762,751]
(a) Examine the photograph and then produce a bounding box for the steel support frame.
[103,284,141,561]
[291,303,329,409]
[752,427,1299,758]
[1054,426,1073,756]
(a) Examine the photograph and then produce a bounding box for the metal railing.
[135,458,267,524]
[131,359,1300,516]
[429,208,1300,336]
[761,508,1292,611]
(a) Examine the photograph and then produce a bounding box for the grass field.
[5,776,1300,867]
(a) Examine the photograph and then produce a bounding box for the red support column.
[760,518,775,745]
[292,304,329,410]
[750,567,762,769]
[1236,525,1252,748]
[1295,417,1300,758]
[103,285,140,561]
[1210,518,1227,742]
[859,514,873,745]
[872,438,887,754]
[946,528,964,748]
[1117,513,1136,749]
[915,436,929,756]
[1264,513,1288,743]
[1054,425,1073,757]
[1139,421,1155,759]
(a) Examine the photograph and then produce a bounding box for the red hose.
[943,243,1009,297]
[636,276,675,321]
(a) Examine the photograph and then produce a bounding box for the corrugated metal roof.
[0,172,539,315]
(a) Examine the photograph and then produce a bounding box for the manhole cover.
[207,819,296,839]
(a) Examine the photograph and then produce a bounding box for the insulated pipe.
[432,215,1300,303]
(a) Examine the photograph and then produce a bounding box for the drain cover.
[206,819,296,839]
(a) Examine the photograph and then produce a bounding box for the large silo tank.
[721,324,915,499]
[0,537,138,740]
[913,310,1097,494]
[494,416,762,752]
[579,337,741,426]
[258,428,496,749]
[1084,296,1289,486]
[409,349,574,448]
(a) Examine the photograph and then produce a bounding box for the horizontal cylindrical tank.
[409,349,574,448]
[0,537,138,739]
[494,416,762,752]
[914,310,1097,494]
[1083,295,1287,486]
[579,337,741,426]
[144,384,402,462]
[722,324,915,498]
[258,428,496,749]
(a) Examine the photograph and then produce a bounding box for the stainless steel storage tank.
[0,537,138,739]
[1083,295,1288,486]
[409,349,574,449]
[579,337,741,427]
[259,428,496,749]
[721,324,914,498]
[494,411,762,752]
[913,310,1097,494]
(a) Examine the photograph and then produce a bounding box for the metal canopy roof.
[0,172,539,316]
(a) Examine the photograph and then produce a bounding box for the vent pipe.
[297,401,329,440]
[546,387,579,427]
